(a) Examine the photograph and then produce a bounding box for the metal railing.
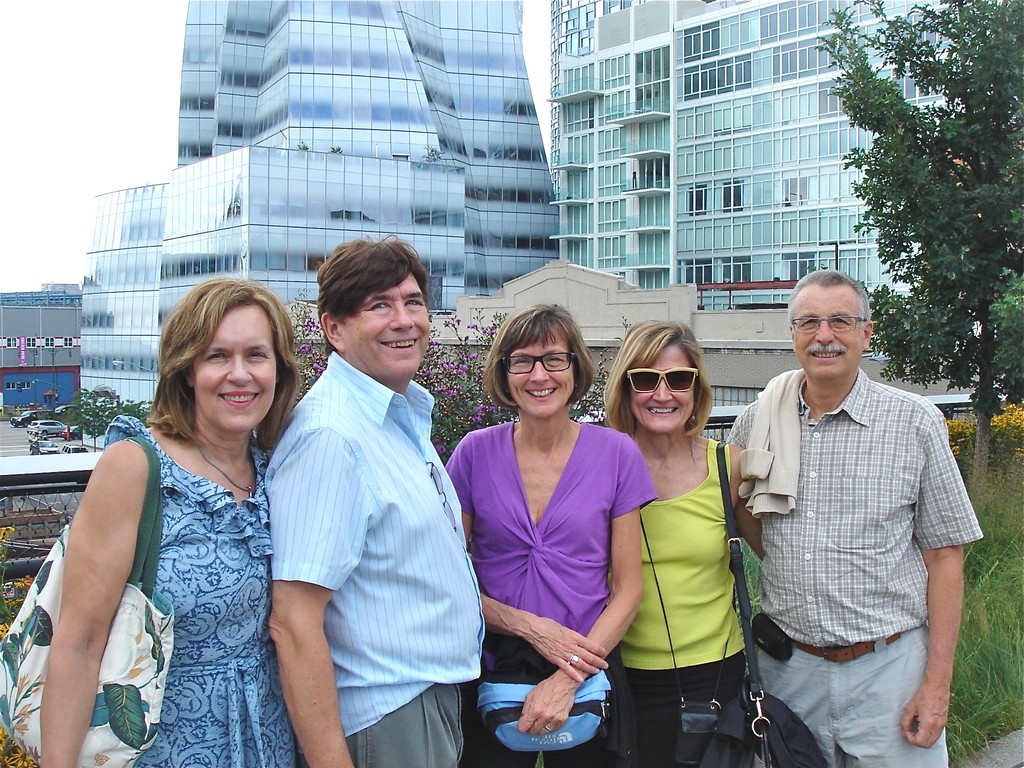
[0,453,99,577]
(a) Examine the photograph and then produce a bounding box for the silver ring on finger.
[543,725,553,733]
[568,654,581,666]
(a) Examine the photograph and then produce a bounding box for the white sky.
[0,0,552,293]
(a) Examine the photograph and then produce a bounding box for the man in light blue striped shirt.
[268,237,483,768]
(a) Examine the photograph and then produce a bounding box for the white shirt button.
[804,553,811,560]
[809,471,817,479]
[805,594,814,602]
[812,431,821,439]
[807,511,815,518]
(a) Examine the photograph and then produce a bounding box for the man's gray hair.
[788,270,871,322]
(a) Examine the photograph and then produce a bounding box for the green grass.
[947,461,1024,765]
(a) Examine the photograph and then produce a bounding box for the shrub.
[419,314,511,462]
[947,403,1024,473]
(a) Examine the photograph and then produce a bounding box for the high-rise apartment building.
[84,0,556,402]
[550,0,899,307]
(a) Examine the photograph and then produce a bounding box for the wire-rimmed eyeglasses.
[790,316,866,334]
[626,367,699,393]
[429,463,457,531]
[502,352,575,375]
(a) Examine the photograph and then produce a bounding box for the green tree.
[822,0,1024,478]
[65,389,151,445]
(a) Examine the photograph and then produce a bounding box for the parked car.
[29,439,62,455]
[54,405,73,416]
[10,409,55,428]
[26,420,68,437]
[60,444,90,454]
[64,425,84,440]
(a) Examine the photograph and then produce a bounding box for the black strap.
[125,436,164,598]
[640,441,730,706]
[716,443,765,701]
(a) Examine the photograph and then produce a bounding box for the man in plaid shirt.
[730,270,981,768]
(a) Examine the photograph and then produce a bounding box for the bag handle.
[716,443,765,702]
[640,441,731,706]
[125,436,163,598]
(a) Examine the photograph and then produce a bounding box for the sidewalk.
[956,729,1024,768]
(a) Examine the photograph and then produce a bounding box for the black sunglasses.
[626,367,699,393]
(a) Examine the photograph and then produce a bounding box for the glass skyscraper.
[551,0,912,307]
[84,0,556,401]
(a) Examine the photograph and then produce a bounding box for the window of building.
[683,258,713,284]
[636,46,670,85]
[783,176,809,206]
[598,128,623,160]
[682,22,721,63]
[687,184,708,216]
[600,55,629,89]
[598,199,625,232]
[719,255,752,283]
[782,252,819,280]
[563,100,595,133]
[723,180,743,212]
[598,163,624,197]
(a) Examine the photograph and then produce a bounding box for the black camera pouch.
[752,613,793,661]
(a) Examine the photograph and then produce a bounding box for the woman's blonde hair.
[483,305,594,410]
[149,278,299,451]
[604,321,712,437]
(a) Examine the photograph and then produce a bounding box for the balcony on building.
[550,190,591,206]
[621,136,671,159]
[624,176,670,195]
[608,98,670,125]
[550,76,601,103]
[551,225,592,240]
[550,149,591,170]
[624,217,671,233]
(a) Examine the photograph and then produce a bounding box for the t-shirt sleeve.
[611,432,657,518]
[268,426,370,590]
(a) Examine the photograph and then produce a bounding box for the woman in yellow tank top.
[605,321,762,768]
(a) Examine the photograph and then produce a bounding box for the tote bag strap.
[716,443,765,701]
[124,436,163,599]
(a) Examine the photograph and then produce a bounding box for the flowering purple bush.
[419,313,512,461]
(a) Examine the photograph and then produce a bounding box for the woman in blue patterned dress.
[40,279,299,767]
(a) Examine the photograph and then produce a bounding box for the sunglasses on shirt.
[626,367,699,393]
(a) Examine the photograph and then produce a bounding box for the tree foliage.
[822,0,1024,438]
[64,389,151,444]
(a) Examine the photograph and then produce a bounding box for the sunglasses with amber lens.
[626,367,699,393]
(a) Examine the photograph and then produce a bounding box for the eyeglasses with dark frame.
[790,316,866,334]
[626,367,699,393]
[502,352,576,375]
[428,463,457,531]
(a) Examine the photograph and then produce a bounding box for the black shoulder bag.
[698,444,827,768]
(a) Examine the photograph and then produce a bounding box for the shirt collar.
[325,351,435,428]
[798,369,871,426]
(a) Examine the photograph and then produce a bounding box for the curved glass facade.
[85,0,557,400]
[82,186,164,403]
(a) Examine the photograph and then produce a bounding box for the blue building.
[84,0,556,402]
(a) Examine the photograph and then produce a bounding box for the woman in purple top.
[448,305,656,768]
